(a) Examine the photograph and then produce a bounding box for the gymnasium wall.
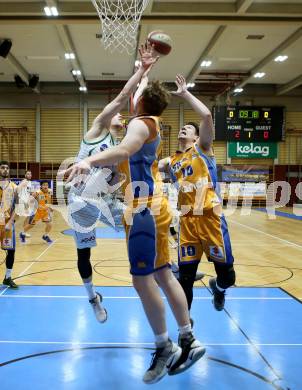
[0,94,301,166]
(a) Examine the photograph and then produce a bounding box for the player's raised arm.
[87,44,159,140]
[172,74,214,151]
[65,119,150,183]
[132,64,152,111]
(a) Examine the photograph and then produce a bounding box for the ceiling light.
[274,55,288,62]
[234,88,243,93]
[44,6,52,16]
[51,7,59,16]
[79,86,87,92]
[72,70,81,76]
[201,60,212,67]
[254,72,265,78]
[65,53,75,60]
[44,6,59,16]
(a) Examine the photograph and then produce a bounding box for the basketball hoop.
[92,0,150,55]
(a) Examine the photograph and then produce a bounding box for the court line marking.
[0,239,59,297]
[228,219,302,250]
[0,340,301,346]
[0,295,298,300]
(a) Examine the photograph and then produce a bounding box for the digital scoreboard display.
[213,106,285,142]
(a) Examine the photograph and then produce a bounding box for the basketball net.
[91,0,150,55]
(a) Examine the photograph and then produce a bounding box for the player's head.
[0,161,10,178]
[110,113,123,129]
[178,122,199,143]
[25,170,32,180]
[137,81,171,116]
[41,181,49,192]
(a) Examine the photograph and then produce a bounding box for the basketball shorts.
[29,208,52,224]
[0,223,16,250]
[67,185,125,249]
[124,197,172,276]
[178,209,234,265]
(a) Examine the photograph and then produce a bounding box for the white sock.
[179,324,192,337]
[83,280,96,301]
[5,269,12,279]
[216,281,225,292]
[155,332,169,347]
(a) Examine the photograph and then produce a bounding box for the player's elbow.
[118,146,131,161]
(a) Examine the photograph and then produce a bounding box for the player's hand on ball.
[64,160,92,184]
[172,74,188,96]
[139,42,159,70]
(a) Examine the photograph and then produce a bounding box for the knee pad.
[77,248,92,279]
[179,263,199,287]
[214,263,236,289]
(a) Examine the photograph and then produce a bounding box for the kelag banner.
[228,142,278,158]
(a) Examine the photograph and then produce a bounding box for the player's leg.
[125,204,182,383]
[2,224,18,288]
[204,212,236,311]
[127,201,205,381]
[177,216,203,310]
[23,217,31,237]
[20,215,35,243]
[42,221,53,243]
[69,195,107,323]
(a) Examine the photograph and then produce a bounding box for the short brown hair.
[141,81,171,116]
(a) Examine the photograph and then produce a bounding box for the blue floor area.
[255,208,302,221]
[0,286,301,390]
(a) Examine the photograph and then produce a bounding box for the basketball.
[147,31,172,55]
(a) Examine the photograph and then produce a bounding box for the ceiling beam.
[0,15,302,26]
[186,26,226,83]
[6,52,40,93]
[233,27,302,91]
[45,0,86,89]
[56,25,86,89]
[236,0,254,14]
[277,74,302,95]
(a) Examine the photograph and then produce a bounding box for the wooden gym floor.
[1,207,301,300]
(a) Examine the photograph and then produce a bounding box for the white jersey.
[77,132,116,161]
[18,179,32,201]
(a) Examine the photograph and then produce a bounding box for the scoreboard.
[213,106,285,142]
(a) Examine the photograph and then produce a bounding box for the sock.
[84,280,96,301]
[179,324,192,338]
[216,281,226,292]
[5,269,12,279]
[155,332,169,347]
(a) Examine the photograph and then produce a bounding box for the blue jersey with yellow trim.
[119,116,163,201]
[168,143,221,212]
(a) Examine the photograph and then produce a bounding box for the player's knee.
[77,248,92,279]
[215,263,236,289]
[178,264,197,289]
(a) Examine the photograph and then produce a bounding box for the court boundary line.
[228,219,302,250]
[0,240,59,297]
[0,340,301,346]
[0,295,298,300]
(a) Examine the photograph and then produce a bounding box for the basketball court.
[1,1,302,389]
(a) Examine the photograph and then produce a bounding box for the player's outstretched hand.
[139,42,159,70]
[63,160,92,184]
[172,74,188,97]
